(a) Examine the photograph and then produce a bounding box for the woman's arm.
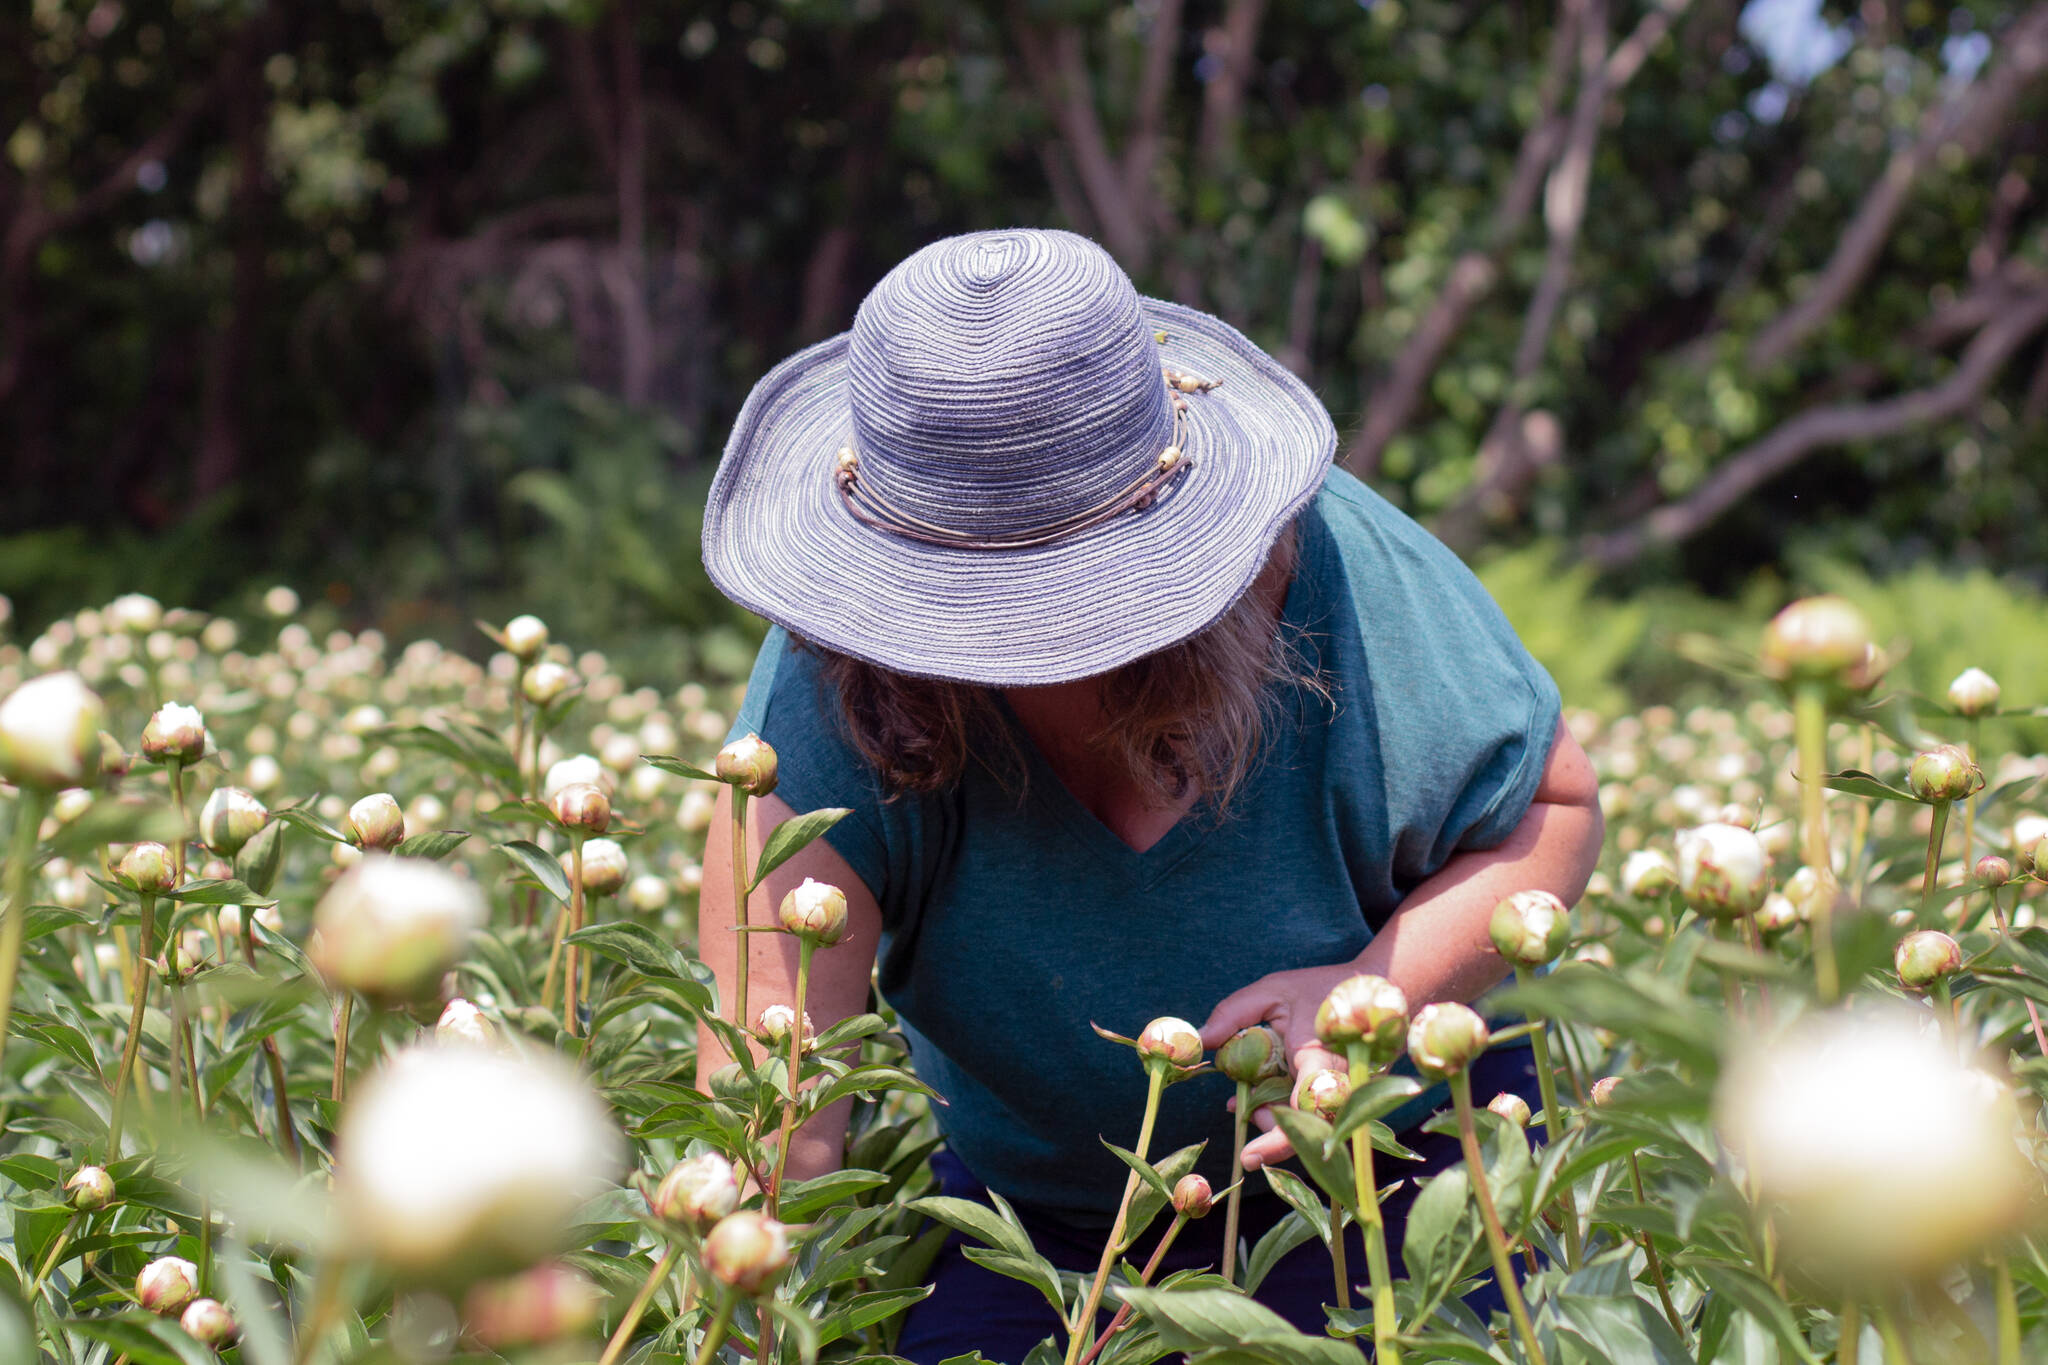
[1199,716,1604,1169]
[697,785,884,1186]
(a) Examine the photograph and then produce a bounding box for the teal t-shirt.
[728,468,1562,1222]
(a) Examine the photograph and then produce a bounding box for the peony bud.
[106,593,163,635]
[346,793,407,851]
[566,838,629,897]
[310,855,486,1000]
[98,730,131,779]
[778,878,849,946]
[1947,667,2001,718]
[1489,890,1571,967]
[199,785,268,857]
[651,1152,742,1231]
[1591,1076,1622,1106]
[1753,893,1800,933]
[1135,1016,1203,1070]
[1314,974,1409,1066]
[714,734,779,797]
[1407,1002,1490,1079]
[1976,855,2013,890]
[1676,822,1771,919]
[703,1211,792,1294]
[1907,745,1984,804]
[501,615,550,662]
[1216,1024,1285,1085]
[1779,865,1832,923]
[65,1165,115,1211]
[0,672,106,789]
[462,1262,600,1349]
[217,902,281,941]
[543,754,611,800]
[1759,596,1874,683]
[436,998,496,1049]
[1171,1173,1214,1218]
[1293,1067,1351,1120]
[179,1297,238,1348]
[136,1255,198,1315]
[334,1043,625,1276]
[626,874,671,913]
[1894,930,1963,991]
[1487,1092,1533,1127]
[116,841,177,894]
[521,661,575,707]
[757,1004,814,1050]
[549,782,611,834]
[1619,849,1677,899]
[139,702,207,764]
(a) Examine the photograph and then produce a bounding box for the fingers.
[1199,985,1280,1049]
[1291,1042,1345,1081]
[1242,1126,1294,1170]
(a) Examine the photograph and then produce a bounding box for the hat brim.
[701,298,1335,686]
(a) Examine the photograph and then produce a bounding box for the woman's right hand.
[1197,961,1360,1170]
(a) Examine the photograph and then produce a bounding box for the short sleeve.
[726,629,897,908]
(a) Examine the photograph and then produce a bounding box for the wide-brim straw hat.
[702,228,1335,685]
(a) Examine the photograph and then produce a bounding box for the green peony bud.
[1619,849,1677,899]
[1135,1016,1203,1070]
[1314,973,1409,1066]
[65,1165,115,1211]
[346,792,406,851]
[778,877,849,946]
[1906,745,1984,804]
[199,785,268,857]
[1486,1092,1532,1127]
[1406,1001,1489,1079]
[703,1211,792,1294]
[1171,1173,1214,1218]
[521,661,576,707]
[179,1297,238,1348]
[1976,855,2012,890]
[0,672,107,789]
[139,702,207,764]
[116,841,177,894]
[136,1255,198,1315]
[548,781,612,835]
[1759,596,1874,684]
[1894,930,1963,991]
[501,615,550,662]
[1215,1024,1285,1085]
[1947,667,2001,718]
[1293,1067,1351,1120]
[1488,889,1571,967]
[651,1152,742,1231]
[714,734,779,797]
[1676,822,1771,919]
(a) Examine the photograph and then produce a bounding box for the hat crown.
[846,230,1174,536]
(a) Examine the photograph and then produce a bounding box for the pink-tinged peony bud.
[1573,942,1616,968]
[1976,855,2013,890]
[1487,1093,1533,1127]
[1619,849,1677,899]
[1676,822,1771,919]
[1489,890,1571,967]
[757,1004,814,1050]
[1314,974,1409,1066]
[1758,596,1874,684]
[549,782,611,835]
[116,842,177,894]
[310,855,486,999]
[461,1262,600,1349]
[1907,745,1984,804]
[566,838,629,897]
[715,734,779,797]
[1171,1174,1214,1218]
[1293,1067,1351,1120]
[106,593,163,635]
[0,672,107,790]
[66,1165,115,1211]
[651,1152,742,1231]
[1590,1076,1622,1106]
[136,1255,198,1315]
[98,729,131,779]
[501,615,550,662]
[199,785,267,857]
[1894,931,1963,991]
[1216,1024,1285,1085]
[139,702,207,764]
[703,1211,792,1294]
[1135,1016,1203,1069]
[346,793,406,851]
[626,874,671,913]
[543,754,612,800]
[778,878,849,946]
[436,998,496,1049]
[521,661,575,707]
[1779,865,1832,923]
[1407,1002,1490,1079]
[179,1297,238,1348]
[1753,894,1799,933]
[1947,668,2001,718]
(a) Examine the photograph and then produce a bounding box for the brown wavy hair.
[801,521,1326,813]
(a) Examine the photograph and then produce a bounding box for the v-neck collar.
[993,502,1331,887]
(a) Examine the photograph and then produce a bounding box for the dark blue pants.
[895,1047,1544,1362]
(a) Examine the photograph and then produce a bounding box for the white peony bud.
[0,672,107,789]
[199,785,268,858]
[521,661,575,707]
[1488,889,1570,967]
[179,1297,238,1347]
[1676,822,1771,919]
[1619,849,1677,899]
[651,1152,742,1231]
[1314,974,1408,1063]
[777,878,849,946]
[714,734,778,797]
[1407,1002,1490,1079]
[345,793,407,851]
[139,702,207,764]
[461,1261,600,1348]
[543,754,611,801]
[116,841,177,894]
[1894,931,1963,991]
[626,874,671,913]
[1487,1092,1533,1127]
[310,855,486,999]
[1293,1067,1351,1120]
[106,593,164,635]
[66,1165,116,1211]
[1947,667,2001,718]
[136,1255,198,1315]
[703,1210,791,1294]
[436,998,496,1049]
[1759,596,1874,684]
[1135,1016,1203,1069]
[563,838,628,897]
[501,615,549,662]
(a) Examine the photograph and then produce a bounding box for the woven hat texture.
[702,228,1336,685]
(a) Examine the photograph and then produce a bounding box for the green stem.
[1067,1067,1165,1365]
[168,761,188,886]
[1329,1202,1350,1311]
[1839,1299,1859,1365]
[1921,801,1952,925]
[564,833,586,1036]
[1221,1085,1249,1284]
[693,1288,738,1365]
[1996,1258,2020,1365]
[239,916,300,1163]
[1989,890,2048,1056]
[1450,1070,1546,1365]
[30,1219,76,1294]
[290,1261,348,1365]
[1077,1212,1189,1365]
[766,939,815,1216]
[730,790,751,1033]
[1963,718,1979,887]
[331,992,353,1103]
[1874,1300,1914,1365]
[107,891,159,1159]
[1626,1151,1684,1342]
[1346,1051,1401,1363]
[1794,683,1838,1001]
[0,786,51,1073]
[1517,967,1581,1270]
[601,1242,682,1365]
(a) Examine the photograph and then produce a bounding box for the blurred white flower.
[310,855,485,998]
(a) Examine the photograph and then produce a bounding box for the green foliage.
[1476,542,1649,715]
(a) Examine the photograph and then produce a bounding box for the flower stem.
[1839,1299,1859,1365]
[1067,1067,1164,1365]
[1922,800,1952,925]
[730,790,752,1033]
[600,1242,682,1365]
[1077,1212,1189,1365]
[106,890,159,1159]
[1996,1257,2020,1365]
[1625,1150,1683,1341]
[1450,1069,1546,1365]
[1963,717,1980,884]
[0,785,51,1073]
[1875,1300,1915,1365]
[1517,966,1580,1270]
[564,833,586,1036]
[766,939,815,1216]
[1329,1201,1350,1311]
[290,1260,348,1365]
[331,992,353,1103]
[168,760,188,886]
[30,1218,76,1294]
[1221,1084,1249,1284]
[1794,683,1838,1001]
[693,1288,738,1365]
[1989,889,2048,1056]
[1346,1051,1401,1363]
[238,916,299,1163]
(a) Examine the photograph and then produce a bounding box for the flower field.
[1,590,2046,1364]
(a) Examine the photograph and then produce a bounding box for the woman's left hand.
[1198,962,1362,1170]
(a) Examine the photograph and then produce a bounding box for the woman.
[696,229,1603,1358]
